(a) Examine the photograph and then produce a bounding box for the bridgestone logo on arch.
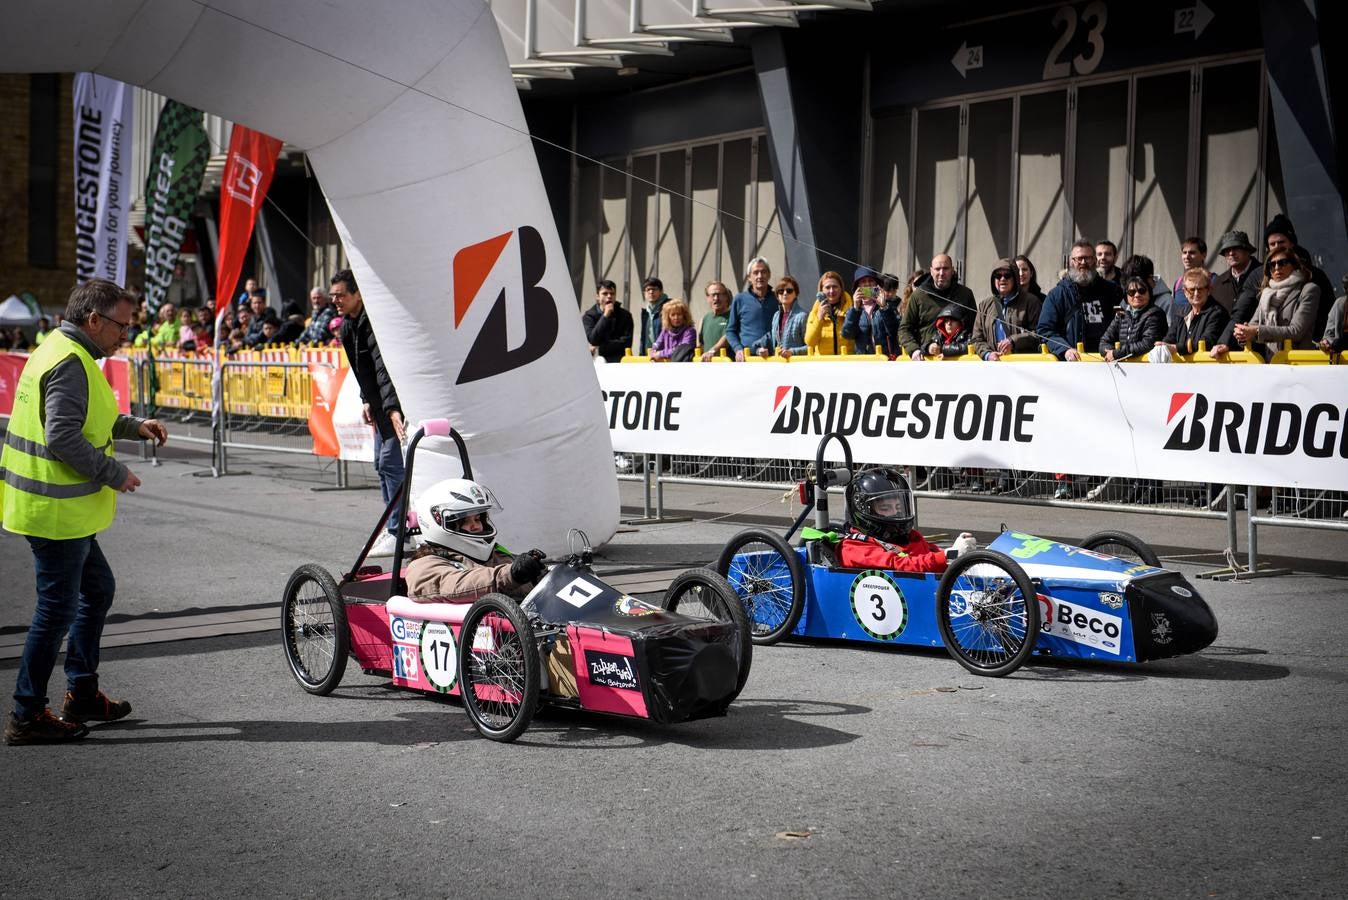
[769,386,1039,442]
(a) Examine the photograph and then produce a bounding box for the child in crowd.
[926,304,971,358]
[648,298,696,361]
[177,307,200,352]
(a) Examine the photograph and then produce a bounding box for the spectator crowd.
[0,276,347,357]
[582,212,1348,366]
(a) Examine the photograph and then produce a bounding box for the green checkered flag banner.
[142,99,208,316]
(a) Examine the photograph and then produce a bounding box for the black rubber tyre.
[662,567,753,698]
[714,529,806,645]
[457,594,539,743]
[1079,530,1161,568]
[281,563,350,695]
[936,550,1040,677]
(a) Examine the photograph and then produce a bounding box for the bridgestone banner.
[72,73,132,286]
[595,362,1348,491]
[142,99,208,315]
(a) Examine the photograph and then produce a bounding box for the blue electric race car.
[685,434,1218,677]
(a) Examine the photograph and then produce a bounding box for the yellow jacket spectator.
[805,271,855,356]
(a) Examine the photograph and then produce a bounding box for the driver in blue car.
[406,478,546,602]
[839,467,977,574]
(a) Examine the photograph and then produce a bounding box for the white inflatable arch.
[3,0,619,553]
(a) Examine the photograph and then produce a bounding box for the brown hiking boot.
[5,709,90,745]
[61,690,132,723]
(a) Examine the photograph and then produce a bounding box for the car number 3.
[869,594,886,621]
[850,573,907,639]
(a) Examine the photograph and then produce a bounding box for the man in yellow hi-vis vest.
[2,279,167,745]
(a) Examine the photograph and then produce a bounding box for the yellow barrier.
[619,346,734,362]
[124,344,347,418]
[118,332,1335,425]
[1268,339,1348,365]
[616,338,1297,364]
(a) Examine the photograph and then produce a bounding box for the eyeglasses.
[98,312,131,334]
[776,288,796,295]
[1183,286,1210,296]
[992,272,1015,280]
[1126,288,1149,297]
[1268,258,1295,270]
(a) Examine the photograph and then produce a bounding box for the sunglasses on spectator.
[776,287,796,295]
[1268,258,1295,270]
[1126,287,1149,297]
[993,271,1015,280]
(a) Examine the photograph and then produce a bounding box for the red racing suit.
[838,528,949,574]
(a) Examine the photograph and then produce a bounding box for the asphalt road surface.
[1,444,1344,899]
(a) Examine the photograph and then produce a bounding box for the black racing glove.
[509,551,546,584]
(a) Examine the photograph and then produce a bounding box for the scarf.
[993,290,1019,345]
[1256,271,1306,320]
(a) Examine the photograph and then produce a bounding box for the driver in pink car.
[405,478,545,601]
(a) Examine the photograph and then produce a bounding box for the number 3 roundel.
[849,571,909,640]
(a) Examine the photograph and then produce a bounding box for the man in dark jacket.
[242,290,278,347]
[581,280,634,363]
[898,254,976,359]
[334,268,405,556]
[1038,240,1123,360]
[1214,214,1334,354]
[1209,230,1260,314]
[637,276,669,357]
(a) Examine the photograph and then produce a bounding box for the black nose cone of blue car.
[1126,572,1219,661]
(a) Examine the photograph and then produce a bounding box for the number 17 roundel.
[452,226,559,385]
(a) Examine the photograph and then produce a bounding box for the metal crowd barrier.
[69,342,1342,576]
[616,454,1347,579]
[124,346,349,483]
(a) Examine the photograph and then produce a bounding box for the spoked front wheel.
[1078,530,1161,568]
[936,550,1040,677]
[662,567,753,698]
[281,563,350,695]
[714,529,805,645]
[457,594,539,743]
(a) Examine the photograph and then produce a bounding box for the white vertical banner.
[72,73,133,286]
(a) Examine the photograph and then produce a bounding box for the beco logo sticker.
[452,226,558,385]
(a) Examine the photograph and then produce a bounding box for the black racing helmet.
[846,467,917,543]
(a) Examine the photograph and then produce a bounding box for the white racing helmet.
[414,478,501,562]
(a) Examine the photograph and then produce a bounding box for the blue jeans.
[374,428,406,534]
[12,534,116,720]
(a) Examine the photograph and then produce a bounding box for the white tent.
[0,1,620,554]
[0,295,38,326]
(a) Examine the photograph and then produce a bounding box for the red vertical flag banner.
[213,125,283,316]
